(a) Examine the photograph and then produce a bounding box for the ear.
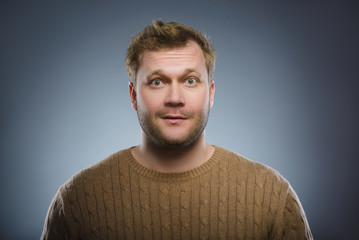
[129,82,137,111]
[209,80,215,108]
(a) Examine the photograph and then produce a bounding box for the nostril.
[165,102,185,107]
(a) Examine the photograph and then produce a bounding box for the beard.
[137,104,210,148]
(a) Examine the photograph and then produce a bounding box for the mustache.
[155,110,195,119]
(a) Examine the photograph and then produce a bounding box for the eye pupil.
[187,78,196,85]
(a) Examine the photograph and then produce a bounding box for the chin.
[154,131,202,148]
[156,137,190,147]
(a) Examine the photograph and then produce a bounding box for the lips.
[162,115,186,120]
[162,115,187,124]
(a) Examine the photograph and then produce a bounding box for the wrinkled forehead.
[139,41,206,69]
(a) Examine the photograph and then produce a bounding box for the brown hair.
[126,20,216,85]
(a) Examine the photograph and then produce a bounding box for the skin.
[129,40,215,173]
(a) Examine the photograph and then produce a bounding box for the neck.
[132,131,214,173]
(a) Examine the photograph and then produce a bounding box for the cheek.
[189,89,209,111]
[138,88,162,112]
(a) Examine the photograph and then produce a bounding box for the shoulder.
[216,146,290,195]
[58,147,133,197]
[215,145,289,187]
[215,146,313,238]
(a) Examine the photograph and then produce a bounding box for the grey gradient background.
[1,0,358,239]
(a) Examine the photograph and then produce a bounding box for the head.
[127,21,216,148]
[126,20,216,87]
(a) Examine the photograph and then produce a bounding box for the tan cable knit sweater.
[41,146,313,239]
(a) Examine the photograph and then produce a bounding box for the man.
[42,20,313,239]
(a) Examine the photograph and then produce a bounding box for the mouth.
[162,115,187,124]
[163,115,186,119]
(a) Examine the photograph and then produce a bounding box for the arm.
[272,185,313,240]
[41,190,70,240]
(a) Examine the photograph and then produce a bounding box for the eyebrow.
[147,68,199,79]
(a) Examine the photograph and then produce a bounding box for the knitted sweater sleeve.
[41,186,82,240]
[41,189,70,240]
[272,183,313,240]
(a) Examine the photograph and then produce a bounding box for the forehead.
[139,41,206,70]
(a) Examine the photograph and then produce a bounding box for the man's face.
[130,40,215,148]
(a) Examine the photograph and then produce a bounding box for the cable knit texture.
[41,146,313,239]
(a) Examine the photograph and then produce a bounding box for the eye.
[150,79,163,87]
[185,77,198,86]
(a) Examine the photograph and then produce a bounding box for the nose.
[165,83,184,107]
